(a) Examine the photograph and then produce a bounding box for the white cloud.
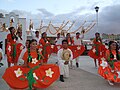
[0,2,120,39]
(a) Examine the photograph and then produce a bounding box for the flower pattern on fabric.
[101,57,105,61]
[51,45,54,49]
[117,71,120,78]
[45,68,54,78]
[57,46,61,50]
[68,42,71,45]
[92,48,96,53]
[14,68,23,77]
[77,46,81,50]
[38,48,42,52]
[31,58,38,64]
[114,55,117,60]
[8,45,11,52]
[46,41,49,43]
[33,73,38,80]
[100,60,108,69]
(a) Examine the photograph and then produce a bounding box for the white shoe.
[108,80,114,85]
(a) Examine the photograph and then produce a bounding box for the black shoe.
[60,75,64,82]
[0,63,3,67]
[76,63,79,68]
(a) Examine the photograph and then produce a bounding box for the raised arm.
[80,34,84,39]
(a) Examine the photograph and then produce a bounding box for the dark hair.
[76,32,80,35]
[66,33,70,36]
[62,39,68,44]
[26,40,30,42]
[35,31,39,34]
[108,41,120,60]
[27,39,41,62]
[95,32,100,35]
[29,39,37,45]
[66,33,72,44]
[57,33,60,36]
[26,40,30,48]
[8,27,14,32]
[8,27,18,40]
[41,32,48,43]
[41,32,46,38]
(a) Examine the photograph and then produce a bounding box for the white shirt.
[55,37,64,45]
[30,30,41,45]
[73,34,84,45]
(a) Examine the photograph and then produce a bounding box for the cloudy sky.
[0,0,120,38]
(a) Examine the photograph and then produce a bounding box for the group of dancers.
[88,32,120,85]
[0,26,120,89]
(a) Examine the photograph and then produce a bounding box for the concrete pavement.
[0,55,120,90]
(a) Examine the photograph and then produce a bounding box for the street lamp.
[95,6,99,32]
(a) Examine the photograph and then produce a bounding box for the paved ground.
[0,55,120,90]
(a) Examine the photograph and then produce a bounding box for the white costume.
[55,38,63,45]
[73,34,84,45]
[30,30,41,45]
[57,48,73,77]
[55,36,65,45]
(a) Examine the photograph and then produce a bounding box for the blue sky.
[0,0,119,15]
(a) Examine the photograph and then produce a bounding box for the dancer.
[39,32,51,63]
[66,33,73,45]
[3,39,60,90]
[98,41,120,85]
[16,30,24,64]
[6,27,18,67]
[73,32,84,68]
[57,40,73,82]
[18,40,30,65]
[30,30,41,45]
[55,33,64,45]
[88,32,106,68]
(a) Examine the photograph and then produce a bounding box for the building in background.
[0,12,26,54]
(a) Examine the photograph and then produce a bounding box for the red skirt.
[88,44,107,59]
[2,64,60,89]
[98,59,120,82]
[6,43,18,63]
